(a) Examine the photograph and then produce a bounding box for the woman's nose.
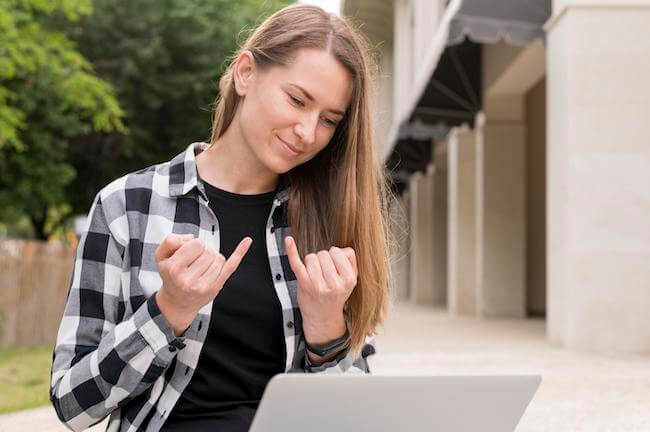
[294,113,318,147]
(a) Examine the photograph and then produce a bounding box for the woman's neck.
[196,120,279,195]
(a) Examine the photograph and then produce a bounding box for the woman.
[50,4,393,431]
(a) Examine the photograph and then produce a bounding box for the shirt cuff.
[135,295,187,364]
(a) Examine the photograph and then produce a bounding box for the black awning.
[386,38,481,195]
[385,0,551,195]
[448,0,551,46]
[410,38,482,129]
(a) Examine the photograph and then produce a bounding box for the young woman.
[50,4,393,431]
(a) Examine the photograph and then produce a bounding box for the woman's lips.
[276,135,302,157]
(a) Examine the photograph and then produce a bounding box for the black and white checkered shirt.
[50,142,376,432]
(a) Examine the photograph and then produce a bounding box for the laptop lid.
[249,374,541,432]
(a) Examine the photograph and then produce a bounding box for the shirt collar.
[167,142,290,203]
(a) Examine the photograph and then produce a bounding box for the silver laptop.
[250,374,541,432]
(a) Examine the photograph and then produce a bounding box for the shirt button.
[287,321,294,329]
[275,273,282,281]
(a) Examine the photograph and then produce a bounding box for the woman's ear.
[233,50,256,97]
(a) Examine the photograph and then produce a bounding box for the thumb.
[156,233,194,262]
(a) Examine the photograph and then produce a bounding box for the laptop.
[249,374,541,432]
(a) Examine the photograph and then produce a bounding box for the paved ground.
[1,303,648,431]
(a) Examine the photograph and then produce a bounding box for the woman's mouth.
[276,135,302,157]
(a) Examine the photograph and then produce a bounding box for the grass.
[0,346,53,414]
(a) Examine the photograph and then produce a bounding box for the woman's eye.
[288,94,304,107]
[322,117,337,127]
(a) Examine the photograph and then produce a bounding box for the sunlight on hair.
[297,0,341,15]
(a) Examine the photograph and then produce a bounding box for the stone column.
[408,163,436,304]
[433,140,449,306]
[475,112,527,318]
[447,126,477,315]
[389,190,411,302]
[546,1,650,353]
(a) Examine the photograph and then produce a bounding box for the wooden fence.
[0,240,75,349]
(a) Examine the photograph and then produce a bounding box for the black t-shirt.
[162,179,286,431]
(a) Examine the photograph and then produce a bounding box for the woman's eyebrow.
[289,83,345,116]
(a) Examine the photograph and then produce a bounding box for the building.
[341,0,650,354]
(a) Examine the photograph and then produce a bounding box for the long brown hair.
[208,4,393,356]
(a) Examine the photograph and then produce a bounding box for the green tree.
[0,0,125,239]
[62,0,291,216]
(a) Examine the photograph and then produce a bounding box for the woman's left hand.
[284,235,357,344]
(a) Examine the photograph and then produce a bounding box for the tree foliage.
[0,0,125,239]
[62,0,291,217]
[0,0,291,239]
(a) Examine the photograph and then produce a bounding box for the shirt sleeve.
[49,191,185,432]
[303,336,377,374]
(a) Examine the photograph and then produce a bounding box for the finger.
[284,236,310,284]
[196,253,226,294]
[169,238,206,268]
[155,233,194,262]
[214,237,253,288]
[342,247,357,275]
[317,250,343,291]
[184,247,217,284]
[305,253,326,293]
[330,247,357,286]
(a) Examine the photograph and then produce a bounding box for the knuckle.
[195,281,208,293]
[177,275,191,291]
[157,258,168,271]
[200,250,212,263]
[168,261,181,278]
[188,238,203,250]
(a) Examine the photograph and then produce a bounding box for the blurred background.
[0,0,648,431]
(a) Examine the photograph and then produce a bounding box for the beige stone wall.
[547,3,650,353]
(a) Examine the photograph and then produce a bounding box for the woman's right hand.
[154,233,253,336]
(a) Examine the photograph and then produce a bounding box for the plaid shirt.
[50,142,376,432]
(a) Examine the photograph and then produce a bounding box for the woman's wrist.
[303,314,349,365]
[155,290,197,337]
[302,312,346,346]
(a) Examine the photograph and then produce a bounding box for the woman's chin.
[265,150,300,174]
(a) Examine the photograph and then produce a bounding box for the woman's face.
[234,47,353,174]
